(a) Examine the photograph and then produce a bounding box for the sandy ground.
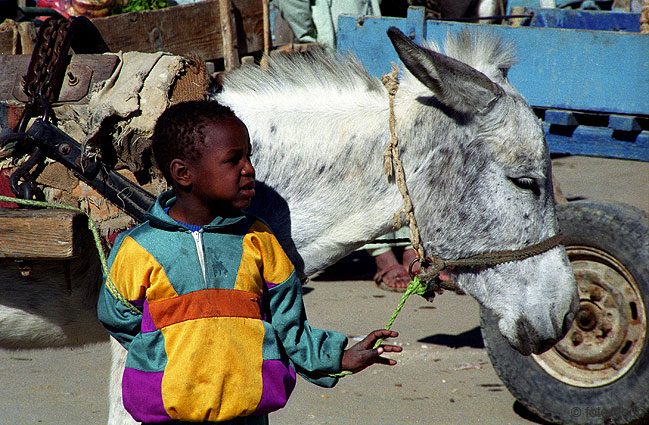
[0,156,646,425]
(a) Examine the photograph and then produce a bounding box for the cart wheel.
[480,200,649,425]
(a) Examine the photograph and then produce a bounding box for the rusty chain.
[19,17,75,130]
[9,17,90,200]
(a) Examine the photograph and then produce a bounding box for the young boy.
[97,100,402,424]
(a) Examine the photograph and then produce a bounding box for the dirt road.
[0,156,646,424]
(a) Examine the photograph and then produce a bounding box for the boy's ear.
[169,159,193,189]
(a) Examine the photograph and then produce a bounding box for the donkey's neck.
[217,58,457,276]
[243,100,406,275]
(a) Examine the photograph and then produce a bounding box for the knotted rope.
[0,195,142,314]
[382,62,427,262]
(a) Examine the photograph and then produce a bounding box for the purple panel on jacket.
[129,297,145,311]
[254,359,296,415]
[122,368,171,422]
[140,299,156,333]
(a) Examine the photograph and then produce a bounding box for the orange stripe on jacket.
[148,288,262,329]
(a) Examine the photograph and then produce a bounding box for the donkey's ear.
[387,27,504,114]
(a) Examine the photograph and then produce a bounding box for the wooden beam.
[544,110,578,126]
[17,22,36,54]
[0,20,21,55]
[90,0,262,62]
[0,208,89,259]
[262,0,271,56]
[219,0,239,70]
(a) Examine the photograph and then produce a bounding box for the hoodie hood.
[146,191,247,231]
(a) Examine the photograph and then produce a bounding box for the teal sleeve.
[267,272,348,387]
[96,233,142,349]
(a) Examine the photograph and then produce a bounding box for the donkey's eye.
[510,177,540,195]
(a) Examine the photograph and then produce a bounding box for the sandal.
[374,263,410,292]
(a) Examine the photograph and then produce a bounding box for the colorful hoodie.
[97,191,347,423]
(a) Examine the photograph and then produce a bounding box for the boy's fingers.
[377,344,402,353]
[355,330,400,350]
[367,329,398,342]
[376,329,399,338]
[373,356,398,366]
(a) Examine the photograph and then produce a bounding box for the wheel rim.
[532,245,647,388]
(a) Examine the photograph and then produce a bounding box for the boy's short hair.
[152,100,237,184]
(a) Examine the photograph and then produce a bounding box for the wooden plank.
[0,21,18,54]
[527,8,642,32]
[0,208,89,259]
[0,54,120,104]
[0,21,37,55]
[220,0,239,70]
[545,110,578,126]
[336,8,649,162]
[544,124,649,161]
[91,0,263,61]
[609,114,642,131]
[337,10,649,116]
[17,22,37,54]
[262,0,271,55]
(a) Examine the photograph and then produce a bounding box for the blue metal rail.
[337,7,649,162]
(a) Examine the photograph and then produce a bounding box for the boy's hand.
[341,330,402,374]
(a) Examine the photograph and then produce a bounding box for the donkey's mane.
[441,29,517,82]
[221,29,516,99]
[221,49,383,95]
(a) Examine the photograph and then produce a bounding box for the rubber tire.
[480,200,649,425]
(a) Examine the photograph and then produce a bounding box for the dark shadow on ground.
[566,196,586,202]
[418,326,485,349]
[310,251,376,281]
[513,401,554,424]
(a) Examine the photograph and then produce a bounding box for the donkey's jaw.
[457,247,579,355]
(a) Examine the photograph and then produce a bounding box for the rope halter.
[381,63,564,299]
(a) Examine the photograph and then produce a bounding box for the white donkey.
[0,28,578,424]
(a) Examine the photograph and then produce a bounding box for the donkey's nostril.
[563,312,575,335]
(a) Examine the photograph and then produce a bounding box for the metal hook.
[9,146,44,200]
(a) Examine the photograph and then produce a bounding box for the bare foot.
[402,249,419,275]
[374,250,410,292]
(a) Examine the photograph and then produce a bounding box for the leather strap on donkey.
[409,234,565,292]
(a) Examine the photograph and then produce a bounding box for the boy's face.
[188,117,255,212]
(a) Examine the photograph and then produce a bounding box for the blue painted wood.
[406,6,427,43]
[336,8,649,161]
[545,110,578,126]
[337,13,649,116]
[337,14,404,78]
[609,114,642,131]
[545,124,649,161]
[508,0,617,13]
[526,8,641,32]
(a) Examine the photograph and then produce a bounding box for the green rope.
[329,276,429,377]
[372,276,429,348]
[0,195,142,314]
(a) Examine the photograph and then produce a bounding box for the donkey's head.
[388,28,579,355]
